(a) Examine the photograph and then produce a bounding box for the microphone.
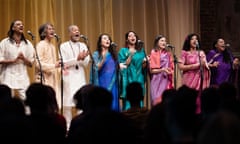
[27,30,35,40]
[138,40,144,44]
[54,33,60,41]
[80,34,88,41]
[225,43,230,47]
[196,40,200,49]
[111,42,117,47]
[166,44,175,49]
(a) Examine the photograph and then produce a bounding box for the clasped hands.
[77,50,89,61]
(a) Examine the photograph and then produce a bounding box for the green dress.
[118,47,146,111]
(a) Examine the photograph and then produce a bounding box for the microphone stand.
[172,47,178,89]
[56,37,64,114]
[141,42,149,109]
[29,34,44,84]
[81,38,95,84]
[197,44,204,94]
[112,44,121,105]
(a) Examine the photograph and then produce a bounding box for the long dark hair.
[96,33,118,61]
[125,30,142,51]
[7,20,28,44]
[182,33,200,51]
[213,38,232,63]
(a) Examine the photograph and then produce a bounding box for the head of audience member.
[174,85,198,130]
[166,85,198,144]
[0,84,13,113]
[144,95,171,144]
[73,84,95,112]
[86,86,113,112]
[38,22,55,41]
[0,84,12,103]
[73,84,112,112]
[218,82,239,115]
[161,88,177,105]
[25,83,58,115]
[201,86,220,118]
[126,82,143,107]
[182,33,201,51]
[45,85,60,113]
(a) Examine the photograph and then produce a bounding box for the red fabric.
[149,49,160,69]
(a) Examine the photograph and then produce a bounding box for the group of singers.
[0,20,240,129]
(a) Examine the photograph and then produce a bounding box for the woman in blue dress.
[90,33,120,112]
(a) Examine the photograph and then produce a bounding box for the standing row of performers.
[0,20,240,128]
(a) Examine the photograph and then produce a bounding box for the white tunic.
[0,38,35,90]
[60,40,90,107]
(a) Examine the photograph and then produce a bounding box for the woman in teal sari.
[118,31,147,111]
[90,33,120,112]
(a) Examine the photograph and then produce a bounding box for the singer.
[118,31,147,111]
[178,33,210,113]
[149,35,174,106]
[35,23,62,107]
[59,25,90,129]
[206,38,234,87]
[0,20,35,100]
[90,33,120,112]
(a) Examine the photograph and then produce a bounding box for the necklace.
[14,39,21,47]
[68,41,81,70]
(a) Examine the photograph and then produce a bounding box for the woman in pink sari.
[149,35,174,106]
[178,33,210,113]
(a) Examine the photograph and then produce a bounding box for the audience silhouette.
[197,110,240,144]
[25,83,67,144]
[122,82,149,144]
[0,84,32,144]
[2,81,240,144]
[67,85,136,144]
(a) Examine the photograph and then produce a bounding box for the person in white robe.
[0,20,35,100]
[60,25,90,130]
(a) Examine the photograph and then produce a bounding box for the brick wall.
[200,0,240,56]
[200,0,218,53]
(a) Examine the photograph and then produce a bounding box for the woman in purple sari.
[90,33,120,112]
[206,38,233,87]
[149,35,174,106]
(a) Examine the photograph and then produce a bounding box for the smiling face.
[157,37,167,50]
[69,25,80,42]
